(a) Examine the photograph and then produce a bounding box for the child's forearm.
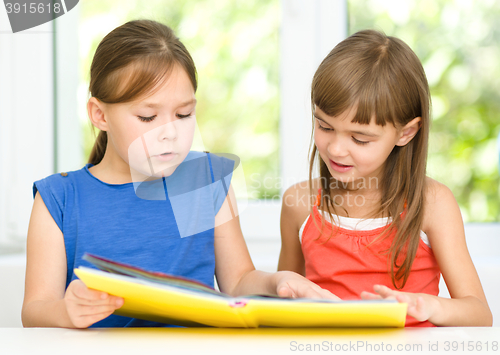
[227,270,278,296]
[22,298,73,328]
[228,270,334,299]
[426,294,492,326]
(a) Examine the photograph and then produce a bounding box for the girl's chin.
[128,151,191,180]
[327,172,382,192]
[327,171,364,187]
[129,165,179,181]
[327,169,357,181]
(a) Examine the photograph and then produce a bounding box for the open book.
[74,254,407,328]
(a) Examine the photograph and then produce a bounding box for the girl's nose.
[159,121,178,141]
[327,136,347,157]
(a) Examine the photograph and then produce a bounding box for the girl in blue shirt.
[22,20,334,328]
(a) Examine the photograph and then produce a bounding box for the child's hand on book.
[275,271,340,300]
[361,284,433,322]
[63,279,124,328]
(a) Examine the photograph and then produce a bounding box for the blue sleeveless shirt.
[33,151,234,327]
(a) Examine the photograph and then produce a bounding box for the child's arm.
[277,183,311,275]
[22,192,123,328]
[362,179,492,326]
[213,183,336,299]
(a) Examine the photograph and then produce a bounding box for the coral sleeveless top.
[300,202,441,327]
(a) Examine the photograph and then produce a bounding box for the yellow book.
[74,254,407,328]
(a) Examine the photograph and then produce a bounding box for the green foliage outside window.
[80,1,500,220]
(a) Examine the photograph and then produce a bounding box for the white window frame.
[0,6,80,253]
[239,0,347,257]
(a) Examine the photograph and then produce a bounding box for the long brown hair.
[309,30,430,288]
[88,20,198,165]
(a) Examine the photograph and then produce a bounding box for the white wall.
[0,9,54,253]
[0,3,79,327]
[0,254,26,327]
[0,0,80,254]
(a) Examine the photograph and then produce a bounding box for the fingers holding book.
[63,279,124,328]
[275,271,340,300]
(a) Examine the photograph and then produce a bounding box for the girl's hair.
[88,20,198,165]
[309,30,430,289]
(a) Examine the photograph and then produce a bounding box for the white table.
[1,327,499,355]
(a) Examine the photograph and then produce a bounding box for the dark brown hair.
[88,20,197,165]
[309,30,430,288]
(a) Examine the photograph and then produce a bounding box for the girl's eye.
[317,122,332,131]
[138,115,156,122]
[177,112,192,119]
[352,137,369,145]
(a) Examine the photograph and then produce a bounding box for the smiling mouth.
[331,160,351,167]
[330,159,353,172]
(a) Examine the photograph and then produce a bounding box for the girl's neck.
[88,150,134,185]
[322,185,385,219]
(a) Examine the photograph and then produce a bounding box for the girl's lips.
[152,152,177,162]
[329,159,353,173]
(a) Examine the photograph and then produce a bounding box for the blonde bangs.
[351,71,398,128]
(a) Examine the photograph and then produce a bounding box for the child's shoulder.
[422,176,460,233]
[285,177,323,191]
[281,178,320,222]
[33,166,88,193]
[32,167,89,227]
[33,166,94,210]
[424,176,456,206]
[282,178,318,202]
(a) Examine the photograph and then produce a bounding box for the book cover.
[74,254,407,328]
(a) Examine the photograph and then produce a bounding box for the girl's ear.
[396,117,421,146]
[87,97,108,131]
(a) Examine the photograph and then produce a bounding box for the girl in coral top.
[278,30,492,327]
